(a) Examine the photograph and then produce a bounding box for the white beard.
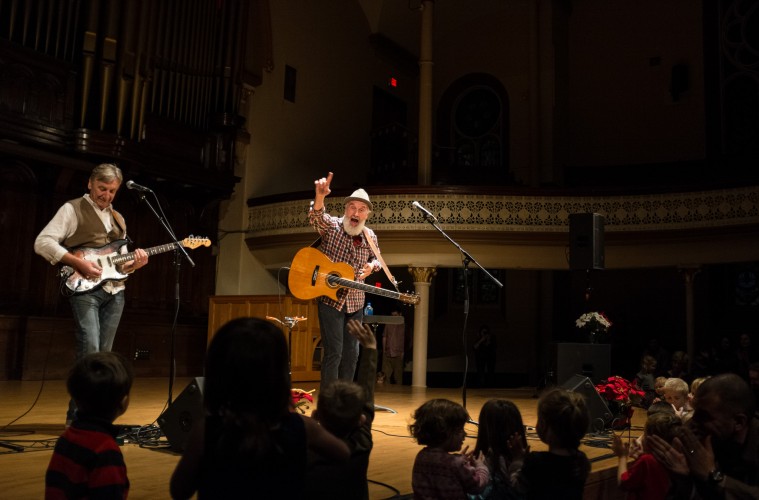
[342,217,365,236]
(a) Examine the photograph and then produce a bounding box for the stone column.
[409,266,436,387]
[417,0,434,185]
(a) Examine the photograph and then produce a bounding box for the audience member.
[308,319,377,500]
[470,399,528,499]
[45,352,134,499]
[612,412,682,500]
[170,317,349,499]
[644,338,670,377]
[666,351,690,383]
[635,354,658,408]
[512,388,591,500]
[381,309,406,385]
[648,373,759,499]
[474,326,497,387]
[628,401,678,460]
[735,333,756,382]
[712,336,739,375]
[409,398,489,499]
[663,378,692,420]
[654,376,668,402]
[749,362,759,408]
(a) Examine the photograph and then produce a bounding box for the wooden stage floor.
[0,377,638,499]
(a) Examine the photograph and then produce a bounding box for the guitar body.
[288,247,420,305]
[60,240,130,294]
[288,247,353,302]
[60,236,211,295]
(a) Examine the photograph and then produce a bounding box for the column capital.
[409,266,437,283]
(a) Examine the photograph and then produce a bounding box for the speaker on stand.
[157,377,204,451]
[560,374,612,432]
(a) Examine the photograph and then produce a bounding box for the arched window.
[435,74,511,185]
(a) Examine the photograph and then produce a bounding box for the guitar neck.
[111,242,179,265]
[328,275,405,301]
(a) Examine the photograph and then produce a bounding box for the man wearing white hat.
[309,172,382,385]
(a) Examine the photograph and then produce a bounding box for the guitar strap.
[363,228,400,292]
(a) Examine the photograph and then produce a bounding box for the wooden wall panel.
[208,295,322,382]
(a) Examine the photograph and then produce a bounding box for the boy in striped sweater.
[45,352,133,499]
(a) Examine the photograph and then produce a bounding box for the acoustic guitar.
[288,247,420,305]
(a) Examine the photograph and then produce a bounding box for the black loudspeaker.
[157,377,204,451]
[551,343,610,385]
[569,213,605,270]
[560,374,612,432]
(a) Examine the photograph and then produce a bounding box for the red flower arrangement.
[595,375,645,407]
[595,376,645,429]
[291,388,314,414]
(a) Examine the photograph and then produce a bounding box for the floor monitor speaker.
[560,374,612,432]
[157,377,204,451]
[569,213,605,270]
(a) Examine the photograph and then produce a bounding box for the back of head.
[204,317,291,422]
[409,398,469,447]
[537,388,589,449]
[316,379,366,436]
[647,401,676,417]
[475,399,525,462]
[695,372,755,417]
[645,412,682,443]
[67,351,133,420]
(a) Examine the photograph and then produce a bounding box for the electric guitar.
[59,236,211,295]
[288,247,420,305]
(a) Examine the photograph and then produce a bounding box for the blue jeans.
[318,301,362,387]
[66,288,125,420]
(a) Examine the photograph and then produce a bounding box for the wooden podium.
[363,314,404,414]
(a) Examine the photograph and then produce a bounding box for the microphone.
[412,201,438,222]
[126,180,153,192]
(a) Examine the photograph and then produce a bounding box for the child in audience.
[653,376,668,402]
[512,388,591,500]
[662,377,691,419]
[170,317,349,499]
[308,319,377,500]
[45,351,134,499]
[635,354,658,408]
[409,398,489,499]
[470,399,528,500]
[612,412,682,500]
[628,400,678,460]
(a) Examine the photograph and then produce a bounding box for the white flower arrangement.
[575,311,612,330]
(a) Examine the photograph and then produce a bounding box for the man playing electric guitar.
[34,163,149,426]
[309,172,381,386]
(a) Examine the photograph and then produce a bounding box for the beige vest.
[63,197,126,249]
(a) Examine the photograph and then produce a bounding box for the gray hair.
[90,163,123,184]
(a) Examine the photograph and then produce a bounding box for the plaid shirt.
[309,207,380,313]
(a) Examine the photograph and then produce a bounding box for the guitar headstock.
[182,236,211,249]
[401,292,420,306]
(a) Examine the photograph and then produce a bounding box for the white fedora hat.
[343,188,373,211]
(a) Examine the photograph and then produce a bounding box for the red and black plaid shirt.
[309,207,380,313]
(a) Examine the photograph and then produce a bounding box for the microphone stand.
[134,191,195,410]
[418,212,503,410]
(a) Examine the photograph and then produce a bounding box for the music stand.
[266,315,307,374]
[363,315,404,414]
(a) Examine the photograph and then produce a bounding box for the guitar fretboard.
[327,275,404,300]
[110,242,179,265]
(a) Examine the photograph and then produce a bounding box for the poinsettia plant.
[595,376,645,407]
[291,388,314,414]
